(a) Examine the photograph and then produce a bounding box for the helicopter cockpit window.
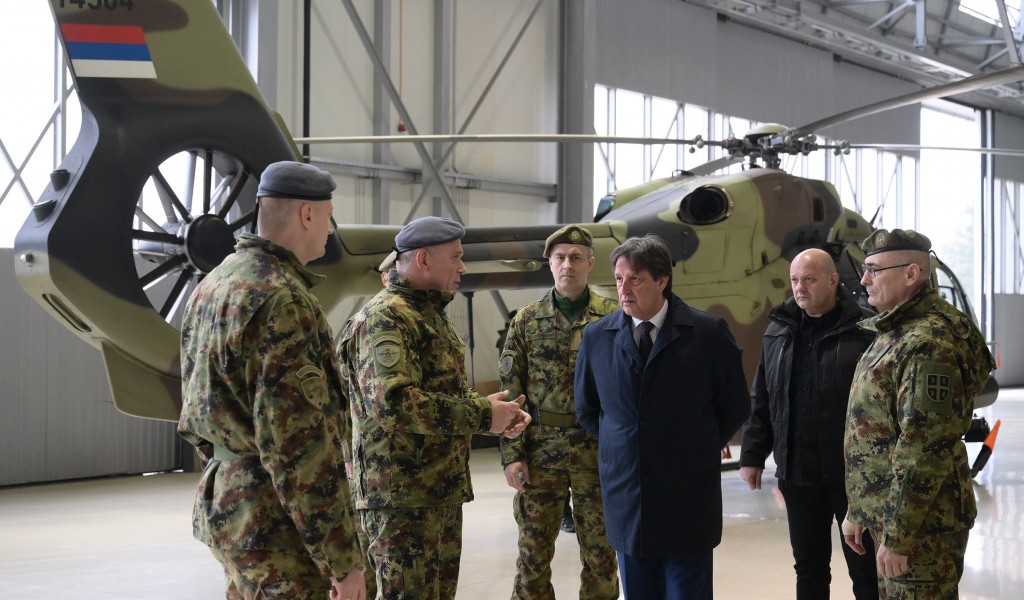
[933,259,978,322]
[677,186,734,225]
[594,195,615,222]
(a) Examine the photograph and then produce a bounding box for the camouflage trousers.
[511,465,619,600]
[870,527,969,600]
[210,546,329,600]
[350,480,378,599]
[362,504,463,600]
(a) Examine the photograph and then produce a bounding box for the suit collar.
[606,294,692,363]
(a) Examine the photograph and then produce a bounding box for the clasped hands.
[487,390,530,438]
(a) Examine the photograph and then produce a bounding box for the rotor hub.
[182,214,236,274]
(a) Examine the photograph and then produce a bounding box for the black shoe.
[561,514,575,533]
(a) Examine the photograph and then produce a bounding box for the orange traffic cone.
[970,419,1001,478]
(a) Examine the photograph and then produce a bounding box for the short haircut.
[255,196,291,236]
[609,234,674,298]
[891,249,932,289]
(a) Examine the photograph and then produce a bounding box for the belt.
[534,409,579,428]
[213,445,242,462]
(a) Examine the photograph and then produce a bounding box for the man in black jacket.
[739,248,878,599]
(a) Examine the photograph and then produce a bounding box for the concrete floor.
[1,389,1021,599]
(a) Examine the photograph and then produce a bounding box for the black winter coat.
[739,289,874,483]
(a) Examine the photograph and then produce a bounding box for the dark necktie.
[638,321,654,364]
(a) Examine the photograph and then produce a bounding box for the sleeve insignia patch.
[373,334,402,369]
[926,373,951,403]
[499,352,514,378]
[296,365,327,409]
[916,362,959,415]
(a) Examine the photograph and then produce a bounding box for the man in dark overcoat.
[575,234,750,600]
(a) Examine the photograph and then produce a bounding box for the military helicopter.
[15,0,1011,434]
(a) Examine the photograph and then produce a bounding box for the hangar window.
[589,85,1009,323]
[0,2,73,248]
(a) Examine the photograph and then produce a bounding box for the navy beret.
[543,225,593,258]
[257,161,336,200]
[378,216,466,271]
[861,228,932,256]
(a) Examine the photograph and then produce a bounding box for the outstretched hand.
[503,394,529,438]
[487,391,530,437]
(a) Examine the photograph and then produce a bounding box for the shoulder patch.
[296,365,327,409]
[372,333,403,369]
[499,351,515,378]
[915,362,959,414]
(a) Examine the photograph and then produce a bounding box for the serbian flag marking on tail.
[60,24,156,79]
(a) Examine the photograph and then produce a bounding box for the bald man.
[739,248,879,599]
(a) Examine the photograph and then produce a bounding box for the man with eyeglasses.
[843,228,995,599]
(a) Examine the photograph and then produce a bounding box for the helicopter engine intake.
[677,185,734,225]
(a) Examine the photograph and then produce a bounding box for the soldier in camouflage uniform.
[178,161,365,600]
[498,225,620,599]
[339,216,531,600]
[341,266,391,600]
[843,228,995,600]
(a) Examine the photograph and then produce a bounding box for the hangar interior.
[0,0,1023,598]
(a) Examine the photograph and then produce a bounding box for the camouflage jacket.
[498,287,618,469]
[844,286,994,554]
[339,270,492,510]
[178,233,360,580]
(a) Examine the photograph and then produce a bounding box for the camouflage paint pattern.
[17,1,991,427]
[845,286,994,596]
[15,0,300,420]
[498,287,619,599]
[178,234,361,582]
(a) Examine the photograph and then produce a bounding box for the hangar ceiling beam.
[371,0,393,223]
[994,0,1022,65]
[691,0,1024,118]
[337,0,462,223]
[403,0,546,219]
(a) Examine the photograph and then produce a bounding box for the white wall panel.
[993,112,1024,181]
[0,249,179,486]
[593,0,919,146]
[993,293,1024,386]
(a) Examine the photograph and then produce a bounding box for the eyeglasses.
[862,263,911,277]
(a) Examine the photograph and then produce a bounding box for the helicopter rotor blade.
[688,154,746,175]
[849,144,1024,158]
[788,65,1024,138]
[293,133,704,146]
